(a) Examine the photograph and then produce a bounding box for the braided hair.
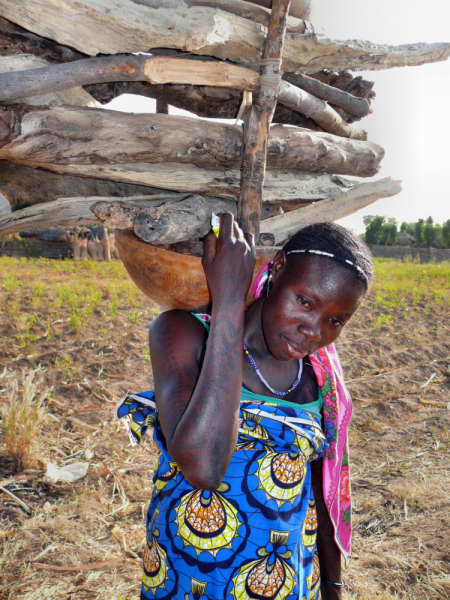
[282,222,374,292]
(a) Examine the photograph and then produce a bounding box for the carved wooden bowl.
[115,230,277,311]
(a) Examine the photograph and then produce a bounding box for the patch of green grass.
[16,315,40,349]
[54,355,76,383]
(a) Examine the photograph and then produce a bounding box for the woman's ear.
[271,250,287,282]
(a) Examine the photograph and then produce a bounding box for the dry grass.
[0,256,449,599]
[0,370,50,471]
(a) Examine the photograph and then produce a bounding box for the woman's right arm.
[149,214,255,490]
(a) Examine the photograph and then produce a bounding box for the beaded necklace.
[243,344,303,397]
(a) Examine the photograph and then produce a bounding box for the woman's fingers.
[219,212,234,241]
[244,232,255,251]
[202,231,217,262]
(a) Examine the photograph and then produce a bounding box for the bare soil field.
[0,257,449,600]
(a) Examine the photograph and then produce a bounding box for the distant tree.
[414,219,425,247]
[380,222,398,246]
[365,216,385,245]
[424,221,437,247]
[442,220,450,249]
[363,215,378,231]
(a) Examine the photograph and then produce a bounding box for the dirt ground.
[0,257,449,599]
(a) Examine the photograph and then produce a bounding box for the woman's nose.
[298,320,321,342]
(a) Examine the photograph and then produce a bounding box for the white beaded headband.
[286,249,367,279]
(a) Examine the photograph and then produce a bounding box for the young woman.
[116,215,374,600]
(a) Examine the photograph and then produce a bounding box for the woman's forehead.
[284,254,363,302]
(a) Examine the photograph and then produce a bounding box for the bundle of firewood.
[0,0,448,249]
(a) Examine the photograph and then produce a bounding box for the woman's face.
[262,252,365,361]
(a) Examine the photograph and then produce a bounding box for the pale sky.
[106,0,450,234]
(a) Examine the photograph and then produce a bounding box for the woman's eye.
[330,318,343,327]
[298,297,310,308]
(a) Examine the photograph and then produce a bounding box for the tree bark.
[0,54,258,102]
[237,0,291,237]
[283,72,371,119]
[0,162,174,212]
[278,80,367,139]
[1,0,448,73]
[156,99,169,114]
[0,54,100,107]
[32,162,362,204]
[0,104,384,176]
[260,177,402,244]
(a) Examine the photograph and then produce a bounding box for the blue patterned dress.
[116,384,329,600]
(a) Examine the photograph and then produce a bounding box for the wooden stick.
[0,484,32,513]
[237,0,291,237]
[259,177,402,244]
[0,104,385,175]
[32,555,126,571]
[0,54,258,102]
[284,72,371,119]
[278,80,367,139]
[0,54,99,108]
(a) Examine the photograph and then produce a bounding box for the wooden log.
[0,162,172,211]
[0,192,279,238]
[0,105,384,176]
[1,0,449,73]
[283,72,371,119]
[185,0,310,29]
[184,0,273,27]
[134,195,213,244]
[115,229,276,311]
[0,54,99,106]
[237,0,291,237]
[0,193,190,235]
[0,55,258,102]
[38,162,361,204]
[97,195,238,244]
[82,80,324,130]
[259,177,402,244]
[278,80,367,140]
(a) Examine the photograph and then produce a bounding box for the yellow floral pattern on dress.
[256,449,307,507]
[142,528,170,594]
[175,483,241,556]
[231,531,296,600]
[302,499,318,554]
[305,552,320,600]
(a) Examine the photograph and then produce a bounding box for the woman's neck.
[243,299,273,360]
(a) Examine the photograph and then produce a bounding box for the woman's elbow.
[184,469,225,491]
[169,448,227,490]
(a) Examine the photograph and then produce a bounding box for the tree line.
[363,216,450,248]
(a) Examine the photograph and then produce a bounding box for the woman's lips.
[283,335,310,358]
